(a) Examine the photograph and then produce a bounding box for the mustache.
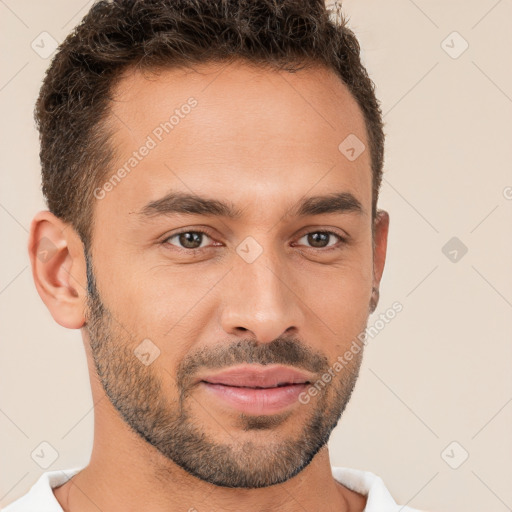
[175,337,330,391]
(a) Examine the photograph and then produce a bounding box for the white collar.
[4,466,422,511]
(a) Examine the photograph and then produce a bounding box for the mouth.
[197,364,315,389]
[196,365,314,415]
[201,381,310,388]
[200,381,310,415]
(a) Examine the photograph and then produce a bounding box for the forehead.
[99,60,371,220]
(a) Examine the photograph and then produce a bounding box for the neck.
[56,448,364,512]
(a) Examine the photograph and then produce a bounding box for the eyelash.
[162,228,347,253]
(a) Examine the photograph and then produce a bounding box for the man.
[4,0,425,510]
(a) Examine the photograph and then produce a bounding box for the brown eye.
[165,231,211,250]
[297,231,343,249]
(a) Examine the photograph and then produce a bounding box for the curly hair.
[35,0,385,247]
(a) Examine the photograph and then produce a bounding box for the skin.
[28,60,389,512]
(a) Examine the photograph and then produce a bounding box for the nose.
[220,248,305,344]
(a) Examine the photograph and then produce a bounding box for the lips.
[197,364,314,388]
[197,365,314,415]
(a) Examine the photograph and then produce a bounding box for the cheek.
[111,265,220,339]
[294,254,373,340]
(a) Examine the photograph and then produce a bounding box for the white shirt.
[2,466,424,511]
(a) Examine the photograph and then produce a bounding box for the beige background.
[1,1,511,511]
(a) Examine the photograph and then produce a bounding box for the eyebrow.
[137,191,364,219]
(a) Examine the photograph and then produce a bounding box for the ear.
[369,209,389,313]
[28,211,88,329]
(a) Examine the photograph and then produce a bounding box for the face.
[84,61,384,488]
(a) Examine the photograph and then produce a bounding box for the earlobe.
[28,211,88,329]
[370,209,390,312]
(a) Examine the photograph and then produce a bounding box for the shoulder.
[2,467,84,512]
[331,466,428,512]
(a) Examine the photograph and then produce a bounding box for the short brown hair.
[35,0,385,247]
